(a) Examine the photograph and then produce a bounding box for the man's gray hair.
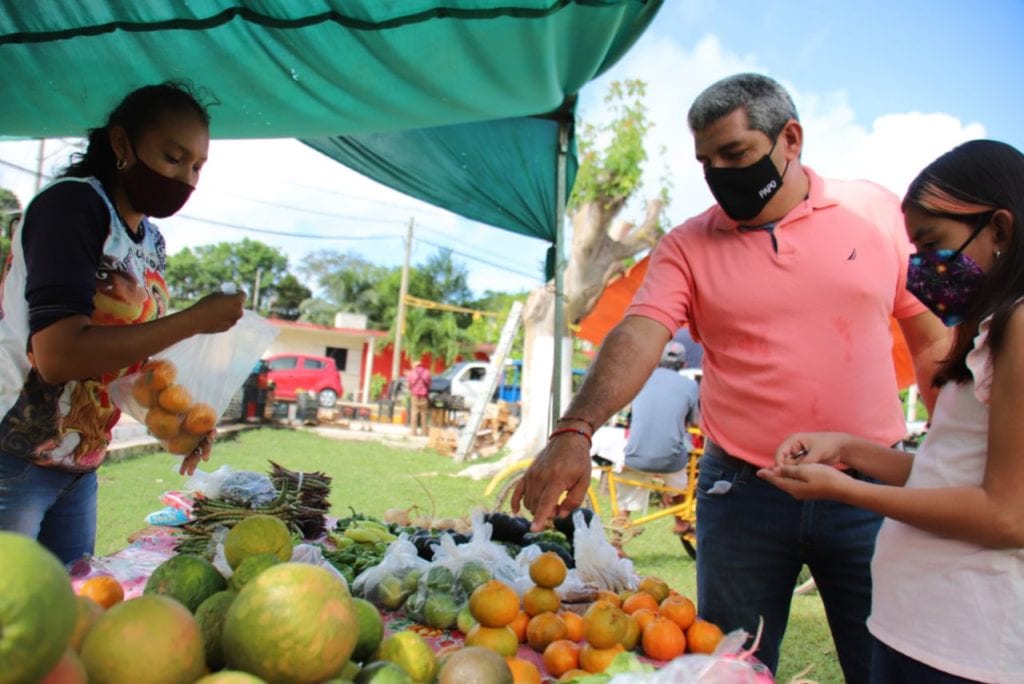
[687,73,798,137]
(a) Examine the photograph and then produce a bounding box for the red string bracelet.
[548,427,592,446]
[558,415,596,433]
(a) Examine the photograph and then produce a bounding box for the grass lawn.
[96,427,841,683]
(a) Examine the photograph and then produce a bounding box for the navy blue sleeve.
[22,180,110,335]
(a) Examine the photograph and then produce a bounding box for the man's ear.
[780,118,803,161]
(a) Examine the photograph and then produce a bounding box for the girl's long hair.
[903,140,1024,386]
[61,81,211,187]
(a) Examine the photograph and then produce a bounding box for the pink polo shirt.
[626,168,925,467]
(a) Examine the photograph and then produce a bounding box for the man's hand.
[511,433,593,532]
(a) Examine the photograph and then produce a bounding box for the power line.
[416,236,540,280]
[172,213,402,241]
[199,188,409,225]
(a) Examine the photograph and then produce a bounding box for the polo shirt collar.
[711,166,840,232]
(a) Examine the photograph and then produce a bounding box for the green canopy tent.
[0,0,663,419]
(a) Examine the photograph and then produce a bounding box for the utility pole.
[33,139,45,193]
[390,218,414,384]
[252,267,262,312]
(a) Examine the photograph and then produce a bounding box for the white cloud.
[584,33,986,228]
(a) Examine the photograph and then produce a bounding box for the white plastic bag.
[110,310,278,455]
[571,509,639,592]
[183,464,235,498]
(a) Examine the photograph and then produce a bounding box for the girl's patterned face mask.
[906,249,985,326]
[906,213,993,327]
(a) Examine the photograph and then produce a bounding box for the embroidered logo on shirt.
[847,248,857,261]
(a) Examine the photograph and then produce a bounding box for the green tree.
[299,251,393,327]
[467,79,669,471]
[165,238,289,312]
[267,273,311,320]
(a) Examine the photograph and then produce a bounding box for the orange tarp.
[575,256,917,389]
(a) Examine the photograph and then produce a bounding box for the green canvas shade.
[0,0,663,418]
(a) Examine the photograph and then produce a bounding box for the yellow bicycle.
[484,428,702,558]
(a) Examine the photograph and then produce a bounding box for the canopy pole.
[550,118,570,429]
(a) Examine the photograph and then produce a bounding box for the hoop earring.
[116,158,127,171]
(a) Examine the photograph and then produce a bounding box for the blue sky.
[1,0,1021,300]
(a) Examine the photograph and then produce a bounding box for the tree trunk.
[458,197,662,482]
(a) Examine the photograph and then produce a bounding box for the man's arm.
[897,310,952,416]
[512,315,670,530]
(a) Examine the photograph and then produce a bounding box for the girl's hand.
[178,431,214,476]
[756,463,850,501]
[775,432,849,466]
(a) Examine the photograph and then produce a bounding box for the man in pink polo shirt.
[513,73,950,681]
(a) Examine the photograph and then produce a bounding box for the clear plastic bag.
[571,509,639,592]
[352,536,430,611]
[109,309,278,455]
[218,470,278,508]
[607,628,775,683]
[183,464,235,498]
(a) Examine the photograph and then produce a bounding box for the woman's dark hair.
[61,81,211,186]
[902,139,1024,386]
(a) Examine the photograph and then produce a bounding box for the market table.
[70,527,774,682]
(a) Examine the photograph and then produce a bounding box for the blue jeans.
[0,451,98,565]
[696,446,881,683]
[870,637,984,683]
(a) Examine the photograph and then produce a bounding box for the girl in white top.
[759,139,1024,683]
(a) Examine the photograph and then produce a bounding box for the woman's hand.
[186,292,246,334]
[774,432,850,466]
[178,431,214,476]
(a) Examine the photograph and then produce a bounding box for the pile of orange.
[133,359,217,455]
[462,569,725,678]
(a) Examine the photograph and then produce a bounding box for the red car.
[265,353,343,407]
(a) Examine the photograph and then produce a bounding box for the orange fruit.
[523,585,560,617]
[465,624,519,657]
[182,402,217,435]
[641,617,686,661]
[508,610,530,643]
[526,612,567,653]
[637,576,671,604]
[529,551,568,589]
[632,607,657,633]
[145,407,181,439]
[542,639,580,677]
[165,433,202,456]
[138,359,176,391]
[505,656,542,684]
[622,591,659,615]
[595,590,621,608]
[130,380,157,408]
[582,600,627,649]
[157,384,192,414]
[686,619,725,654]
[620,614,640,651]
[77,576,124,609]
[659,595,697,631]
[559,610,584,641]
[578,642,624,673]
[469,580,520,628]
[559,669,589,682]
